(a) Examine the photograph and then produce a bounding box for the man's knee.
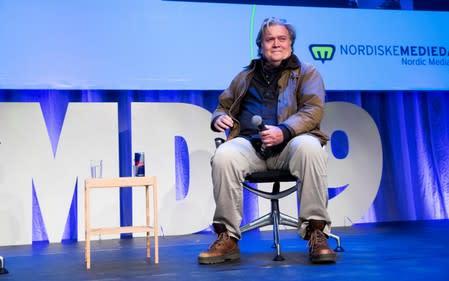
[212,141,246,170]
[290,135,324,157]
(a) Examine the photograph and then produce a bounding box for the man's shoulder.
[298,61,323,80]
[286,55,318,76]
[299,61,317,72]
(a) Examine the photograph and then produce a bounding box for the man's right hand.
[213,115,234,132]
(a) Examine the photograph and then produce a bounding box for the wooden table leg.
[153,181,159,264]
[146,184,150,258]
[85,184,91,269]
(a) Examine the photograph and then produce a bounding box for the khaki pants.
[211,134,331,239]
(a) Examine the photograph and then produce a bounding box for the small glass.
[90,160,103,178]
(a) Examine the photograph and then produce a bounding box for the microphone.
[251,115,270,157]
[251,115,268,131]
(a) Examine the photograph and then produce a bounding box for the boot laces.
[307,229,326,250]
[210,232,228,250]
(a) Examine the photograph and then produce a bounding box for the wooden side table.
[84,176,158,269]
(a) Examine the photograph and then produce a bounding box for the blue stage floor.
[1,220,449,281]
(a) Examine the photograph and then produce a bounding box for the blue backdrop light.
[1,0,449,243]
[2,89,449,243]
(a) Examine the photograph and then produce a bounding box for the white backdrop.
[0,102,382,245]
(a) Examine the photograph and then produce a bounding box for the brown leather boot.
[198,224,240,264]
[306,220,337,264]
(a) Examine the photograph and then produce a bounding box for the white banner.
[0,0,448,90]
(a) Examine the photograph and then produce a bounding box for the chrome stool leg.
[328,233,345,252]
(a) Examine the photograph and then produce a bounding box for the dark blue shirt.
[237,59,282,137]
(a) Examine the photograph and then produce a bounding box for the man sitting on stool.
[198,17,336,264]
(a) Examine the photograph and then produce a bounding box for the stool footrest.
[242,182,297,200]
[241,212,298,233]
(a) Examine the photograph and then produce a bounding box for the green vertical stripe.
[250,4,256,60]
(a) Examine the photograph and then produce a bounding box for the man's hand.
[260,125,284,147]
[213,115,234,132]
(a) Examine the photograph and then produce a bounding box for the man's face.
[261,24,292,66]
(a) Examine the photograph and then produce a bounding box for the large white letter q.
[322,102,382,226]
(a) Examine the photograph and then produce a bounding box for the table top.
[85,176,156,188]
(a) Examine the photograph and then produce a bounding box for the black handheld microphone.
[251,115,270,156]
[251,115,268,131]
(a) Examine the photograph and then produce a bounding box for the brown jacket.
[212,57,329,145]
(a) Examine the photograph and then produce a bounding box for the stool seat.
[243,171,298,201]
[245,170,297,183]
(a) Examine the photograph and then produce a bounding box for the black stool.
[240,170,344,261]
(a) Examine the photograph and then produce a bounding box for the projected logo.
[309,44,336,63]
